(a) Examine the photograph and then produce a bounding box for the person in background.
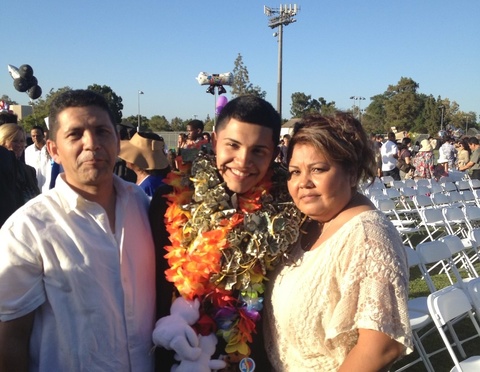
[202,131,211,143]
[24,125,52,193]
[0,113,21,226]
[113,124,137,183]
[183,119,208,149]
[456,138,471,169]
[397,137,413,180]
[380,132,400,180]
[119,132,170,199]
[0,89,155,371]
[264,112,412,371]
[0,124,40,204]
[412,139,435,179]
[437,136,457,172]
[177,133,187,151]
[459,137,480,180]
[278,133,291,166]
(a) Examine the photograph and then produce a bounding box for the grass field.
[391,231,480,371]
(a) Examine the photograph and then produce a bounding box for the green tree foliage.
[290,92,336,118]
[231,53,266,99]
[87,84,123,124]
[149,115,170,131]
[383,77,422,132]
[0,95,18,105]
[204,114,214,132]
[170,117,186,132]
[21,87,72,132]
[361,94,387,135]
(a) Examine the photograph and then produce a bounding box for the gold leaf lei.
[163,152,302,358]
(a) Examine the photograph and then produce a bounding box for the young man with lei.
[149,95,302,371]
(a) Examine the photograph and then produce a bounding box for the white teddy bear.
[152,297,202,361]
[171,333,227,372]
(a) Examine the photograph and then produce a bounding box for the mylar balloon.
[28,85,42,100]
[215,96,228,116]
[19,64,34,79]
[28,76,38,87]
[14,77,30,92]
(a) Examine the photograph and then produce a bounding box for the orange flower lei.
[163,153,302,360]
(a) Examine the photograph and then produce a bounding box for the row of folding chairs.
[395,238,480,371]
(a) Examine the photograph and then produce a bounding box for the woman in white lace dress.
[264,112,413,371]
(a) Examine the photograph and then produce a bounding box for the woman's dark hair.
[288,112,376,186]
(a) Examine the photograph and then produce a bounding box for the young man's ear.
[46,139,61,164]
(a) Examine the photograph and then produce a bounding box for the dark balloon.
[28,75,38,87]
[19,64,34,79]
[28,85,42,100]
[14,77,30,92]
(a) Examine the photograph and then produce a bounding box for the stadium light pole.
[264,4,299,119]
[439,105,445,132]
[349,96,365,119]
[137,90,144,132]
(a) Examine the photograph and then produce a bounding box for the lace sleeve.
[325,213,413,356]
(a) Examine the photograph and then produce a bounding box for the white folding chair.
[377,200,420,248]
[416,179,431,188]
[403,178,416,188]
[416,241,466,290]
[459,190,476,206]
[431,192,452,208]
[392,247,435,372]
[443,206,469,239]
[448,191,466,207]
[418,208,448,243]
[464,205,480,233]
[428,286,480,371]
[381,175,394,187]
[456,180,471,192]
[439,235,478,279]
[469,178,480,191]
[442,181,459,193]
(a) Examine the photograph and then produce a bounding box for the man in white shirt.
[0,90,156,371]
[24,126,52,192]
[380,132,400,180]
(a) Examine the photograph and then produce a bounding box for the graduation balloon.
[7,64,43,100]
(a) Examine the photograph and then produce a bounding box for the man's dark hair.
[186,119,204,132]
[216,95,281,147]
[0,112,18,125]
[468,137,479,145]
[49,89,116,141]
[31,125,45,134]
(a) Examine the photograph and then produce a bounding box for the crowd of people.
[0,90,413,371]
[372,130,480,182]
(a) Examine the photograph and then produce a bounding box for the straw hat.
[119,133,169,170]
[419,139,433,152]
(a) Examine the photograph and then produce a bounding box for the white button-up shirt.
[0,174,155,371]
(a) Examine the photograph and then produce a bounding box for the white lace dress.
[263,210,413,371]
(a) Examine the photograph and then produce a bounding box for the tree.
[87,84,123,124]
[383,77,422,132]
[231,53,266,99]
[204,114,214,132]
[170,117,186,132]
[0,95,18,105]
[21,87,72,132]
[149,115,170,131]
[362,94,387,134]
[290,93,336,118]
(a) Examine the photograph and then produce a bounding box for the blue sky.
[2,0,479,122]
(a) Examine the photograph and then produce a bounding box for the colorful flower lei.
[163,152,302,364]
